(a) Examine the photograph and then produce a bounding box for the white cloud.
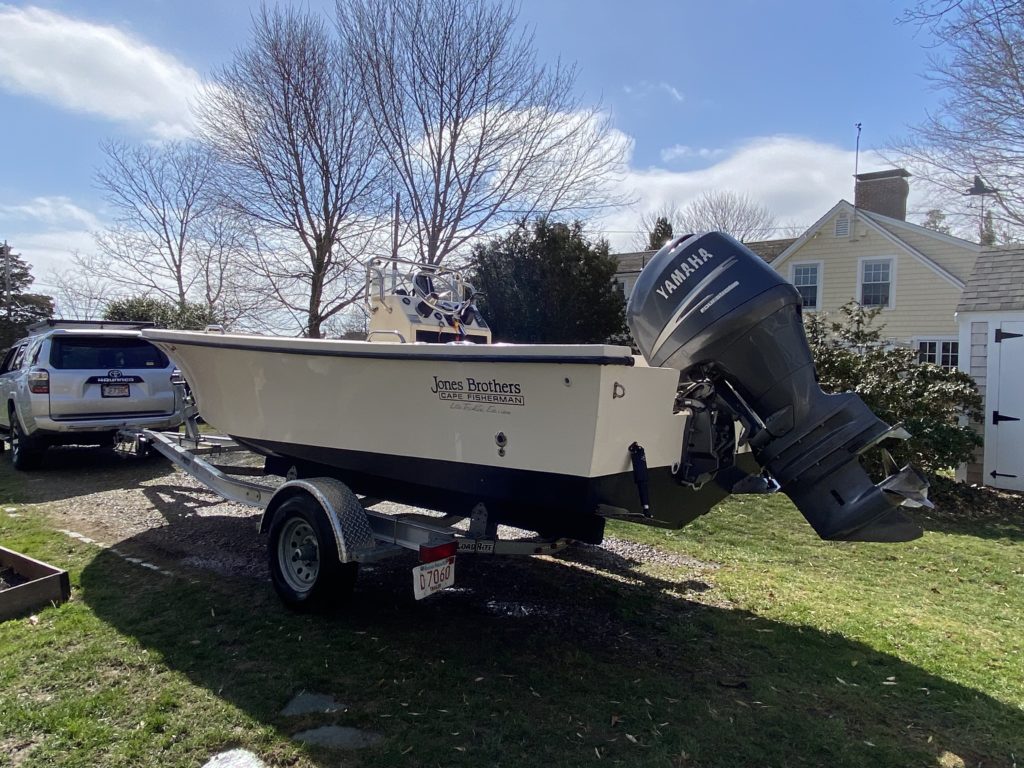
[596,135,909,251]
[0,5,202,138]
[0,196,101,230]
[658,82,683,103]
[0,229,94,283]
[0,195,102,280]
[623,80,684,104]
[659,144,726,163]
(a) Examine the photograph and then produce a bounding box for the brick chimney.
[854,168,910,220]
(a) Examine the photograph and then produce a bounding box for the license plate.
[412,556,455,600]
[101,383,130,398]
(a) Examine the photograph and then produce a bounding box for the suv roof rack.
[27,319,156,333]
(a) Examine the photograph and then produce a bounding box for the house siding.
[867,218,978,282]
[957,320,988,485]
[774,214,963,343]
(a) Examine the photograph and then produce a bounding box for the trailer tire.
[267,493,357,611]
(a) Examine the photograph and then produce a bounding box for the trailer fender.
[261,478,375,564]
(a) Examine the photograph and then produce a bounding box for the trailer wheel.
[267,493,357,611]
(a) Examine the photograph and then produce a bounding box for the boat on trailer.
[141,232,931,608]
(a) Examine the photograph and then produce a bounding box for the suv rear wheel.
[9,409,43,471]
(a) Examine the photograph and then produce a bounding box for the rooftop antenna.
[852,123,863,232]
[854,122,862,179]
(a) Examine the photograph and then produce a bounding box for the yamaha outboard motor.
[628,232,926,542]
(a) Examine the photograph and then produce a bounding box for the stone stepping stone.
[201,749,267,768]
[280,691,344,717]
[292,726,383,750]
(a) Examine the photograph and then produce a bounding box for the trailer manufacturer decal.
[430,375,526,406]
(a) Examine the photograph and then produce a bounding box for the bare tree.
[892,1,1024,234]
[676,191,778,242]
[632,192,777,248]
[338,0,626,266]
[47,257,119,320]
[197,5,382,338]
[91,140,239,311]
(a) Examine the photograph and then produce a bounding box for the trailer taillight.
[27,369,49,395]
[419,540,457,563]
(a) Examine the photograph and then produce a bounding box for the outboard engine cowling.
[627,232,925,543]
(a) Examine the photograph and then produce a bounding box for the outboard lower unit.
[628,232,927,543]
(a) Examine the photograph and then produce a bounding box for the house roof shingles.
[613,237,796,274]
[956,247,1024,313]
[743,238,797,263]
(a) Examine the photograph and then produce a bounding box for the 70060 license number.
[412,556,455,600]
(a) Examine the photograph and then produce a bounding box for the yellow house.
[613,170,981,367]
[770,170,982,368]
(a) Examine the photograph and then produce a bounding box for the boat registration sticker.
[412,556,455,600]
[101,383,130,397]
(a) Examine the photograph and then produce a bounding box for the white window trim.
[914,336,960,368]
[856,255,896,310]
[789,260,823,312]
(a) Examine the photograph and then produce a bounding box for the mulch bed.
[0,566,27,592]
[922,475,1024,536]
[930,475,1023,518]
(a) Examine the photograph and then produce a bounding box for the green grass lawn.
[1,479,1021,767]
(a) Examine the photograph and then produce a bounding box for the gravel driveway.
[1,443,724,612]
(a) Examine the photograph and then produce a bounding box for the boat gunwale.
[144,333,637,366]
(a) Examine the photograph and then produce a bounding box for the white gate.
[985,321,1024,491]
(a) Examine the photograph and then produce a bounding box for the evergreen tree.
[103,296,220,330]
[922,208,952,235]
[804,301,982,473]
[470,219,626,343]
[980,210,996,246]
[0,244,55,348]
[647,216,674,250]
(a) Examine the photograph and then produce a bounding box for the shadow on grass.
[80,517,1024,768]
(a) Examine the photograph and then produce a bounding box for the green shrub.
[103,297,220,331]
[804,302,982,474]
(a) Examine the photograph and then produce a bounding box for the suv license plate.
[101,383,130,397]
[412,556,455,600]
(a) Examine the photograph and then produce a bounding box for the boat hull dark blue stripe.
[237,436,733,543]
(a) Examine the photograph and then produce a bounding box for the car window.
[26,339,43,366]
[9,343,28,372]
[48,337,169,370]
[0,346,23,376]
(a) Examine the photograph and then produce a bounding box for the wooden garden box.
[0,546,70,621]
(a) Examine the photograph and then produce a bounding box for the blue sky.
[0,0,943,285]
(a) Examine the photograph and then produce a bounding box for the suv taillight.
[27,368,49,395]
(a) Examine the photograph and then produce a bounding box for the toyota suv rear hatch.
[46,334,177,420]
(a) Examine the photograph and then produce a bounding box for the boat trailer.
[116,412,573,609]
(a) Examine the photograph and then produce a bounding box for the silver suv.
[0,320,184,469]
